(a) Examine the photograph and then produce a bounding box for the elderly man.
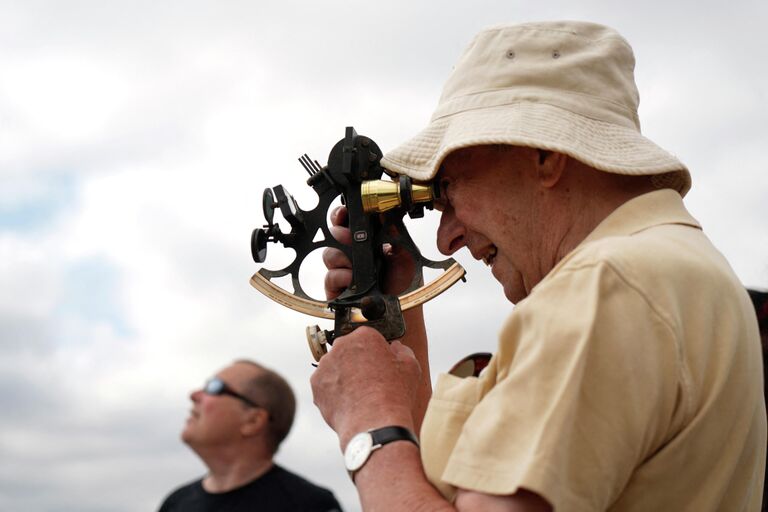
[159,359,342,512]
[312,21,766,511]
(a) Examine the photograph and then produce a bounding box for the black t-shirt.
[158,465,343,512]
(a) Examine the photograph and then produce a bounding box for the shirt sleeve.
[440,257,685,511]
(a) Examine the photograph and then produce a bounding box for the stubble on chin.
[490,258,526,304]
[502,270,527,304]
[181,422,196,445]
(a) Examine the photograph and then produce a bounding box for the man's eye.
[439,179,450,198]
[433,179,451,211]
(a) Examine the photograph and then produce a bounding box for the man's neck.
[198,447,275,493]
[542,170,658,283]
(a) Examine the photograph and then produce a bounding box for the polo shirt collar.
[581,189,701,247]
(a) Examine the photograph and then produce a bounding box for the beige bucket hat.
[381,21,691,196]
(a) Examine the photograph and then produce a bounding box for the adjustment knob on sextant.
[360,295,387,320]
[263,188,276,226]
[251,228,269,263]
[306,325,329,362]
[273,185,303,230]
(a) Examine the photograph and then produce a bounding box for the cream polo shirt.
[420,189,766,511]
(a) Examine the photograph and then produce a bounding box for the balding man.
[159,360,342,512]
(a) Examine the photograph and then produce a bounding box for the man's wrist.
[343,425,420,482]
[338,408,415,450]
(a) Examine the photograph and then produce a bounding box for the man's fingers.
[323,247,351,270]
[330,206,349,227]
[329,207,351,244]
[329,224,352,245]
[389,340,416,360]
[324,207,352,300]
[390,340,422,379]
[325,268,353,300]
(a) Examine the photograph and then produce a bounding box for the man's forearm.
[354,440,454,512]
[401,305,431,432]
[353,440,553,512]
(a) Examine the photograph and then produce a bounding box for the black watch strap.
[370,426,419,448]
[345,426,419,482]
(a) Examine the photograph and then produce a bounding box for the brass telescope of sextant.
[249,127,465,361]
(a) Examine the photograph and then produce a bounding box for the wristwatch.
[343,426,419,481]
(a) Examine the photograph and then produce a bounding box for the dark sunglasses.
[203,377,260,408]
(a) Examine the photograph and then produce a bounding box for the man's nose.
[190,389,202,402]
[437,206,466,255]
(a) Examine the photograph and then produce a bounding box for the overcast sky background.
[1,1,767,511]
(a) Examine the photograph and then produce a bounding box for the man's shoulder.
[526,214,749,338]
[258,465,342,511]
[574,222,702,263]
[157,478,204,511]
[268,464,339,495]
[556,218,730,291]
[158,469,342,512]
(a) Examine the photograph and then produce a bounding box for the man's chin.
[493,267,526,303]
[181,426,195,444]
[503,285,527,304]
[502,274,528,304]
[489,259,524,301]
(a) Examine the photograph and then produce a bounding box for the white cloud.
[0,235,62,316]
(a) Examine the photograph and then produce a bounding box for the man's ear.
[536,150,567,188]
[240,408,269,437]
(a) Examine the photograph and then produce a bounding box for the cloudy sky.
[1,1,766,511]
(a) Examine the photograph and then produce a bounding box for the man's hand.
[320,205,433,432]
[310,326,422,447]
[322,206,417,300]
[322,206,354,301]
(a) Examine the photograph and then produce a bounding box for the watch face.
[344,432,374,472]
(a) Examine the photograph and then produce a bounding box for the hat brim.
[381,103,691,196]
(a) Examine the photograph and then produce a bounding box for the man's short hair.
[235,359,297,454]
